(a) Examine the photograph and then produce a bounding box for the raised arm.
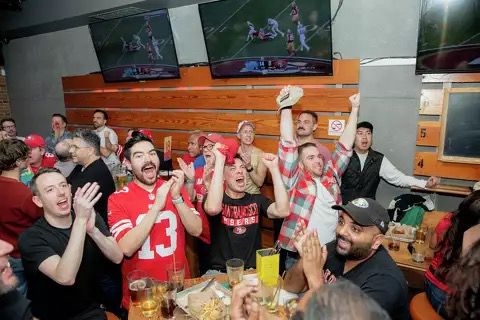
[169,170,202,237]
[262,153,290,218]
[338,93,360,148]
[276,86,304,189]
[204,144,225,216]
[116,180,174,257]
[38,183,102,285]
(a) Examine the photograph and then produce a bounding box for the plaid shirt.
[278,139,352,251]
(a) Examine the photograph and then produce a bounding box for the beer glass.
[226,258,244,288]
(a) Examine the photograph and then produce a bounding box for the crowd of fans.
[0,87,478,320]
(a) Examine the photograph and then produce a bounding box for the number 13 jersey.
[108,179,195,308]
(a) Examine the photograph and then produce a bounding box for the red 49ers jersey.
[108,179,197,309]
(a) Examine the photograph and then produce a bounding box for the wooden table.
[128,272,287,320]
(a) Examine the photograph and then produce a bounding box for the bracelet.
[246,166,254,173]
[172,196,184,205]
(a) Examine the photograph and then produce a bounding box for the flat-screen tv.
[416,0,480,74]
[199,0,333,78]
[89,9,180,82]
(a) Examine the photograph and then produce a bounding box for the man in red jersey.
[108,134,202,309]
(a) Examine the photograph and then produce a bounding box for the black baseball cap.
[357,121,373,132]
[332,198,390,234]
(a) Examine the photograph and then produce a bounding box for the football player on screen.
[267,18,284,38]
[297,22,310,52]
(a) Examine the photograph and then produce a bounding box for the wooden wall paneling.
[419,89,443,115]
[422,73,480,83]
[66,109,349,140]
[64,88,357,112]
[416,121,441,147]
[62,60,360,91]
[414,152,480,180]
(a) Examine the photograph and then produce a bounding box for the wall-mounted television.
[89,9,180,82]
[416,0,480,74]
[199,0,333,78]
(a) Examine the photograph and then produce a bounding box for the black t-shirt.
[0,290,32,320]
[209,193,273,271]
[67,158,115,225]
[18,214,110,320]
[323,241,409,320]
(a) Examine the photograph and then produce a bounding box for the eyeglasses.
[203,144,214,151]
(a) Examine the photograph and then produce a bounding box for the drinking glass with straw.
[167,254,185,292]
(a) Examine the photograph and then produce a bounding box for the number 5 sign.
[328,119,345,136]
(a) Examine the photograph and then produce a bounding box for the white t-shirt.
[94,126,120,170]
[307,178,338,246]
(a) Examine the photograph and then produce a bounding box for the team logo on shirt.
[233,226,247,235]
[352,198,369,208]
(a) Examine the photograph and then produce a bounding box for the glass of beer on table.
[127,270,148,306]
[226,258,244,288]
[139,279,159,318]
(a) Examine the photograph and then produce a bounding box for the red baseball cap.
[138,129,154,141]
[24,134,46,148]
[221,138,239,164]
[198,133,225,146]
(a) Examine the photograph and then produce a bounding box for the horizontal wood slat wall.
[63,60,360,90]
[415,73,480,182]
[64,59,359,158]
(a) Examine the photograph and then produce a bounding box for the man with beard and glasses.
[108,135,202,309]
[0,239,34,320]
[284,197,409,320]
[67,130,122,318]
[275,86,360,271]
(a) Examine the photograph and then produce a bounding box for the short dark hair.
[298,142,320,158]
[52,113,68,124]
[357,121,373,132]
[299,110,318,123]
[124,134,153,161]
[31,167,62,196]
[93,109,108,120]
[0,139,29,171]
[74,129,101,156]
[304,279,390,320]
[1,117,15,127]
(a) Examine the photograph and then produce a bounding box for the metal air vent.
[89,7,149,22]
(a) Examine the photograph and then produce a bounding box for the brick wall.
[0,70,11,119]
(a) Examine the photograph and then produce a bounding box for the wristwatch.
[172,196,184,205]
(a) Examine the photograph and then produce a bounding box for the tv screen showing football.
[89,9,180,82]
[199,0,333,78]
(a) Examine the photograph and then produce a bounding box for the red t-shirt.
[31,152,57,174]
[0,176,43,257]
[425,213,453,292]
[181,154,197,165]
[108,180,196,309]
[194,166,211,244]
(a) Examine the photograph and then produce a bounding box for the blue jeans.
[9,257,27,296]
[424,278,448,318]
